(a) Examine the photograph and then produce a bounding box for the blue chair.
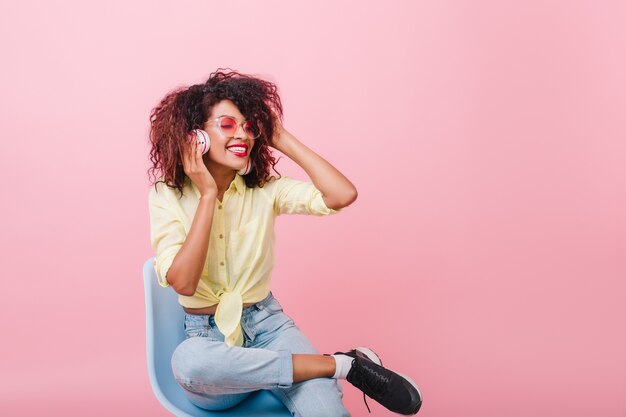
[143,258,292,416]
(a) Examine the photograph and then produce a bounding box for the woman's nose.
[234,123,247,139]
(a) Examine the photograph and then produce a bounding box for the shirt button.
[220,261,224,266]
[219,234,224,239]
[218,205,223,210]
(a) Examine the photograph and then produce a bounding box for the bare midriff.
[183,302,256,316]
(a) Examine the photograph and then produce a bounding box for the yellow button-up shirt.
[148,174,339,346]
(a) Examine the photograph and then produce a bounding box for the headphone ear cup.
[189,129,210,154]
[238,159,252,176]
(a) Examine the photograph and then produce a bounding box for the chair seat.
[143,258,292,416]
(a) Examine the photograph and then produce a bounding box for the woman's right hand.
[182,137,217,197]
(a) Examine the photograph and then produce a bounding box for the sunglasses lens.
[218,117,238,136]
[244,120,261,138]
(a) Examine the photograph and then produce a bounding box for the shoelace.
[352,361,391,413]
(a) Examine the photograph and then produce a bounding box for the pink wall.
[1,1,624,416]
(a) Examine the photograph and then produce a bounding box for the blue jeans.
[171,292,350,417]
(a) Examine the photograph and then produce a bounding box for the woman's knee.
[171,337,224,385]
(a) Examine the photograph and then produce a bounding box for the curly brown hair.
[148,69,283,197]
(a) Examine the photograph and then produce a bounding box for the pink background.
[1,1,624,416]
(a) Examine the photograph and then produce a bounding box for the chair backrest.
[143,258,291,417]
[144,257,201,416]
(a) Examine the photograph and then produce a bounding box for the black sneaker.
[336,347,422,415]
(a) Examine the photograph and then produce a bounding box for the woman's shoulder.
[148,177,194,203]
[260,175,302,188]
[149,178,173,196]
[257,175,298,193]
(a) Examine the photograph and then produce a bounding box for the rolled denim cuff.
[276,349,293,388]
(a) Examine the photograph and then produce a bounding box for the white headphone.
[190,129,210,154]
[190,129,252,176]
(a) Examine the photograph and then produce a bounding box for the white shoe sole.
[355,346,383,366]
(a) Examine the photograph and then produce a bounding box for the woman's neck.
[207,165,236,201]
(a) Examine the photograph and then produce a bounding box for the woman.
[148,69,422,416]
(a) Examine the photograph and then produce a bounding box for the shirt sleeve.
[273,176,341,216]
[148,185,186,287]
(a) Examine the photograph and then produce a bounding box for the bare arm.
[166,194,216,296]
[166,140,218,296]
[272,122,357,210]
